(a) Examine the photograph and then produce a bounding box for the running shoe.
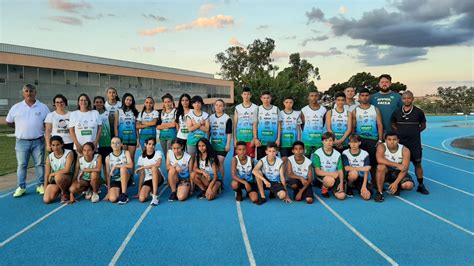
[196,190,205,199]
[235,190,243,202]
[150,196,159,206]
[13,187,26,198]
[256,197,267,205]
[60,193,69,203]
[374,192,384,202]
[416,184,429,195]
[269,191,275,199]
[85,189,93,200]
[91,192,100,203]
[117,193,129,204]
[321,187,330,198]
[346,185,354,198]
[36,185,45,195]
[168,192,177,202]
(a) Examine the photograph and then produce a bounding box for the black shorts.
[142,178,164,188]
[110,180,131,191]
[236,181,258,192]
[385,169,414,185]
[401,141,423,164]
[263,181,285,194]
[317,175,345,193]
[256,145,267,160]
[279,147,293,158]
[178,179,191,187]
[216,150,228,157]
[287,179,314,199]
[360,138,378,168]
[350,175,369,191]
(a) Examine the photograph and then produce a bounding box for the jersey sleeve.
[342,154,349,167]
[225,118,233,134]
[363,153,370,166]
[137,156,143,166]
[337,156,343,170]
[312,154,321,168]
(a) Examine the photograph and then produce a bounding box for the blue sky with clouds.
[1,0,472,95]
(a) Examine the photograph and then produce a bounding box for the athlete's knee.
[323,177,335,188]
[306,197,314,204]
[335,191,346,200]
[401,182,414,190]
[277,190,286,199]
[348,170,358,180]
[377,164,387,172]
[231,181,239,190]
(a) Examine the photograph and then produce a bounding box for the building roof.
[0,43,214,79]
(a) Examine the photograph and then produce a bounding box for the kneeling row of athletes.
[43,131,414,205]
[233,130,414,204]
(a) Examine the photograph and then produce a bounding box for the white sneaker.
[150,196,159,206]
[91,192,99,203]
[85,189,93,200]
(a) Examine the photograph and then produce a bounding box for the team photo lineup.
[6,73,431,206]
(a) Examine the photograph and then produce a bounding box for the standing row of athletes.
[6,73,429,205]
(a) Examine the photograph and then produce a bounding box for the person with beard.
[370,74,402,133]
[391,90,429,195]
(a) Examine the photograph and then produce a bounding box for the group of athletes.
[8,73,430,206]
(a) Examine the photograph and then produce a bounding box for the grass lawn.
[0,135,19,176]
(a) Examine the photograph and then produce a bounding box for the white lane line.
[423,143,474,160]
[424,158,474,175]
[0,203,67,247]
[109,184,169,266]
[236,201,256,266]
[395,196,474,236]
[314,193,399,266]
[0,183,37,198]
[410,171,474,197]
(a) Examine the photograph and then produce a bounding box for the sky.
[0,0,473,96]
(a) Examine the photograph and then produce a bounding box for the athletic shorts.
[360,138,378,168]
[263,181,285,194]
[385,169,414,185]
[236,181,258,192]
[350,175,370,191]
[142,178,164,188]
[401,141,423,164]
[317,175,345,193]
[287,179,314,199]
[216,150,228,157]
[178,179,191,187]
[279,147,293,158]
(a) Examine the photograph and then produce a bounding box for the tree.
[438,86,474,114]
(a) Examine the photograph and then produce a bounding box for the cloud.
[301,35,329,46]
[48,0,91,13]
[229,37,244,47]
[305,7,325,25]
[271,51,289,61]
[175,15,234,31]
[347,45,427,66]
[130,46,156,53]
[339,6,348,14]
[282,35,297,40]
[139,26,168,36]
[81,13,115,20]
[199,3,216,17]
[142,14,166,22]
[48,16,82,25]
[300,47,343,58]
[257,24,269,30]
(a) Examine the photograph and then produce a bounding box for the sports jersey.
[301,105,326,147]
[342,149,370,176]
[234,155,254,182]
[117,109,137,144]
[137,150,163,182]
[48,149,72,173]
[176,111,190,140]
[383,143,404,165]
[198,157,221,180]
[209,113,232,151]
[159,109,177,140]
[235,103,258,142]
[137,110,159,142]
[79,154,100,181]
[69,110,102,149]
[370,91,402,132]
[287,155,312,179]
[312,148,343,173]
[256,105,280,146]
[280,110,302,148]
[354,105,378,140]
[98,110,111,147]
[259,156,283,182]
[187,110,209,146]
[330,108,350,146]
[107,150,128,181]
[167,150,192,179]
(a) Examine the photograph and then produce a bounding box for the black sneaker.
[374,192,384,203]
[256,197,267,205]
[235,190,243,202]
[269,191,275,199]
[417,184,430,195]
[118,193,129,204]
[168,192,177,202]
[346,186,354,198]
[196,190,205,199]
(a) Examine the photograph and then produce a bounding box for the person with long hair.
[105,87,121,137]
[136,96,158,149]
[69,93,102,156]
[114,93,139,166]
[157,93,177,157]
[190,138,222,201]
[94,96,112,173]
[43,136,74,204]
[105,137,133,204]
[69,142,102,203]
[209,99,232,182]
[186,96,209,157]
[175,93,192,148]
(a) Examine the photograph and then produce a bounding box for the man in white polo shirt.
[6,84,50,198]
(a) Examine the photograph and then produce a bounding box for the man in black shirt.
[391,91,429,194]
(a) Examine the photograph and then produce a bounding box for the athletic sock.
[417,178,424,185]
